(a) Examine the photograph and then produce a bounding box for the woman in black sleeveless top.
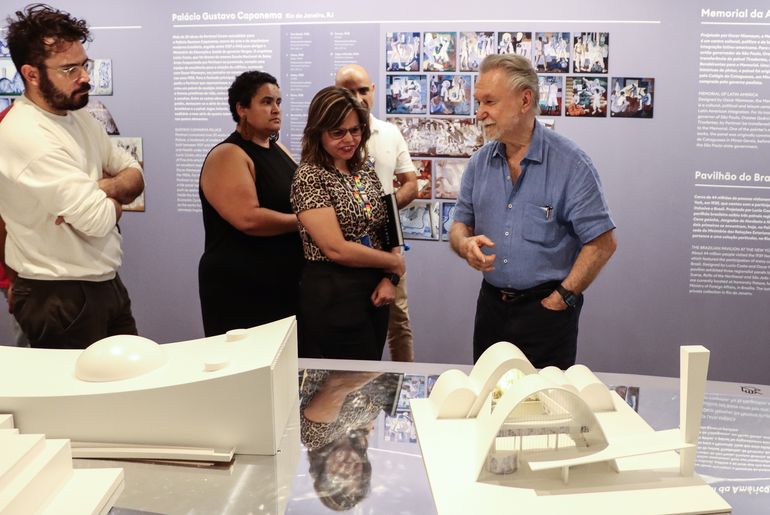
[198,71,303,336]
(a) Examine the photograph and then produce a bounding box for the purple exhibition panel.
[280,23,379,151]
[1,0,770,387]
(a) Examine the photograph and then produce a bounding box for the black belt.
[483,280,560,303]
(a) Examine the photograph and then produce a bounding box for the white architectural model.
[0,317,299,460]
[0,414,123,515]
[411,343,731,515]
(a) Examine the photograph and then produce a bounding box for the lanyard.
[347,173,373,221]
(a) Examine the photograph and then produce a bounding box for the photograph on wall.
[422,32,456,72]
[401,159,432,199]
[386,74,427,114]
[497,31,531,58]
[565,76,607,117]
[609,385,640,411]
[533,32,570,73]
[429,74,471,115]
[0,38,9,57]
[0,58,23,95]
[86,98,120,135]
[386,32,420,72]
[537,75,563,116]
[432,118,483,157]
[400,200,439,240]
[435,159,466,199]
[426,374,440,396]
[610,77,654,118]
[388,117,423,154]
[441,201,456,241]
[0,97,12,110]
[89,58,113,96]
[388,117,483,157]
[396,374,427,411]
[392,160,432,198]
[111,136,144,212]
[572,32,609,73]
[458,31,495,72]
[384,411,417,443]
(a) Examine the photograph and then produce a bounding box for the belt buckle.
[499,289,523,302]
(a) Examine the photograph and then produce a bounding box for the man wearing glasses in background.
[0,4,144,349]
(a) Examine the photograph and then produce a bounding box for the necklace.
[346,171,373,220]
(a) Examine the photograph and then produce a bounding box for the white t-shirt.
[0,95,141,281]
[367,114,416,195]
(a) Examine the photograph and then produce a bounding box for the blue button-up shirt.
[453,120,615,289]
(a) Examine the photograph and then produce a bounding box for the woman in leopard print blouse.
[290,87,405,360]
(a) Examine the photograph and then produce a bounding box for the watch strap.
[555,284,577,307]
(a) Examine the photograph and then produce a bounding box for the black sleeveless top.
[198,131,303,336]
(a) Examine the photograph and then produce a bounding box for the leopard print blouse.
[290,163,387,261]
[299,370,381,451]
[299,370,401,451]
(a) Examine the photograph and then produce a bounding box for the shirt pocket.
[521,202,563,247]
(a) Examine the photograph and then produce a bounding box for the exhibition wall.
[1,0,769,383]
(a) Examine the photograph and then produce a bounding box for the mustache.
[76,83,91,93]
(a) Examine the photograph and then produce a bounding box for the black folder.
[381,193,405,250]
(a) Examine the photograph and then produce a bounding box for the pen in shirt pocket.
[542,205,553,220]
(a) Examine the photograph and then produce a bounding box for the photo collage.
[385,30,655,240]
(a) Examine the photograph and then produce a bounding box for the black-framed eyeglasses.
[43,59,94,81]
[327,125,362,140]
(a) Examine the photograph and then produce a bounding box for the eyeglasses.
[327,125,362,140]
[43,59,94,81]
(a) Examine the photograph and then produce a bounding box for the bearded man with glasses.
[0,4,144,349]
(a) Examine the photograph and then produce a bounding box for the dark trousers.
[199,275,299,337]
[10,274,137,349]
[473,280,583,369]
[298,262,388,360]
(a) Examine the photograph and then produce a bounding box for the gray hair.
[479,54,540,114]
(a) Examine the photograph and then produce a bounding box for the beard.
[39,68,90,111]
[481,123,502,143]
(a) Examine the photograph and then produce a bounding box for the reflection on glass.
[299,370,402,510]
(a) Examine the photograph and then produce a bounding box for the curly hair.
[301,86,370,172]
[4,3,90,75]
[227,70,279,123]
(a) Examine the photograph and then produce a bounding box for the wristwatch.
[387,273,400,286]
[556,285,578,308]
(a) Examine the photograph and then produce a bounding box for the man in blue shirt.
[450,54,617,368]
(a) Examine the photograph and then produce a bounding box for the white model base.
[0,416,123,515]
[411,392,731,515]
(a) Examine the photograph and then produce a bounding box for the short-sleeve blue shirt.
[453,120,615,289]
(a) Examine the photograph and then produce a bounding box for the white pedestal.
[0,420,123,515]
[412,393,731,515]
